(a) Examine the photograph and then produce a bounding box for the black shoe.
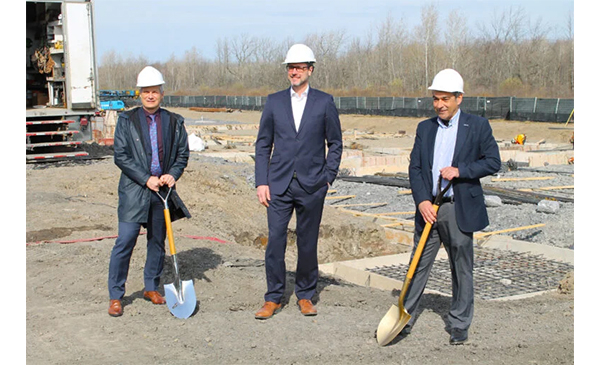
[449,328,468,345]
[400,324,412,336]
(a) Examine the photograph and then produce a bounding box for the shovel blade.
[376,304,412,346]
[164,280,197,319]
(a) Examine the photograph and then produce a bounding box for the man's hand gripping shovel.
[376,176,452,346]
[156,187,197,319]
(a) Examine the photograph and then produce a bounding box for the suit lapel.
[283,87,296,134]
[160,109,171,166]
[426,117,437,169]
[452,111,470,165]
[296,88,315,137]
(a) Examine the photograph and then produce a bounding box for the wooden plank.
[325,195,356,200]
[380,221,414,228]
[331,202,388,208]
[374,211,414,216]
[517,185,574,192]
[491,177,555,182]
[336,208,398,221]
[482,185,573,204]
[397,189,412,195]
[338,175,411,189]
[474,223,546,239]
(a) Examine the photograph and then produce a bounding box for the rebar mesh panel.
[367,246,573,300]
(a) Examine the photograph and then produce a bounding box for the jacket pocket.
[469,184,484,197]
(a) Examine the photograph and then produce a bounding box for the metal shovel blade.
[164,280,197,319]
[376,304,411,346]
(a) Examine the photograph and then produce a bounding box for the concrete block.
[485,195,503,207]
[333,264,371,286]
[536,200,560,214]
[368,272,403,291]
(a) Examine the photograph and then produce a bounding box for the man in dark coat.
[107,66,190,317]
[404,69,501,344]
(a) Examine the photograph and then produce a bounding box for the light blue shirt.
[431,109,460,197]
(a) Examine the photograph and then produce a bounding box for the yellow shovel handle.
[406,204,440,280]
[164,209,177,256]
[397,204,440,307]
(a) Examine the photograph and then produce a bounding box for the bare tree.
[416,4,439,89]
[445,9,469,70]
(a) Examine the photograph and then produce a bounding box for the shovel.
[156,187,197,319]
[376,176,451,346]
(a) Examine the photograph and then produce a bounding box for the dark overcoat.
[113,107,191,223]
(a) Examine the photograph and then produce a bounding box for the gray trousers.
[404,202,474,330]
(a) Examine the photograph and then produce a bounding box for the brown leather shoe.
[255,301,282,319]
[298,299,317,316]
[108,300,123,317]
[143,291,166,305]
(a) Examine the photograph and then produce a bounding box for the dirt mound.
[177,155,405,263]
[81,142,114,158]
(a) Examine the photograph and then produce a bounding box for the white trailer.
[26,0,99,161]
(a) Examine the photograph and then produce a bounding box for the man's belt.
[440,195,454,204]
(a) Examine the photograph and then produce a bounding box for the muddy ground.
[24,110,576,364]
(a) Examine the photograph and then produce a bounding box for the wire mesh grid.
[367,246,573,300]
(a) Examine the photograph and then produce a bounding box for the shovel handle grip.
[164,209,177,256]
[406,204,440,280]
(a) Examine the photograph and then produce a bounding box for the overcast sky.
[93,0,574,64]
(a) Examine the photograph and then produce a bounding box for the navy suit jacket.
[255,87,343,195]
[409,111,501,233]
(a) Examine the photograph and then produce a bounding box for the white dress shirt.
[290,85,309,132]
[431,109,460,197]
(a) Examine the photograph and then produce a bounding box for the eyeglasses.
[286,65,310,72]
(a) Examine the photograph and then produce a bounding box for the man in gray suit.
[254,44,343,319]
[405,69,501,344]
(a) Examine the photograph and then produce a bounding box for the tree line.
[98,5,574,99]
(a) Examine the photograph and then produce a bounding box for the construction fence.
[157,95,573,123]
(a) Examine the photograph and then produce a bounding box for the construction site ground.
[25,109,576,364]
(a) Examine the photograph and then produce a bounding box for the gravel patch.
[328,164,574,249]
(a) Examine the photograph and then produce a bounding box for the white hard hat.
[136,66,165,88]
[282,44,316,64]
[428,69,464,94]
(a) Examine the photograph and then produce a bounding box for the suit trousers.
[264,177,328,303]
[404,202,474,330]
[108,193,167,300]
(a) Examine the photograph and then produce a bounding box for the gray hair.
[138,85,164,93]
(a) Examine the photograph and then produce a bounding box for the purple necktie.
[149,114,162,176]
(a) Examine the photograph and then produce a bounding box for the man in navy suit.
[404,69,501,344]
[254,44,343,319]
